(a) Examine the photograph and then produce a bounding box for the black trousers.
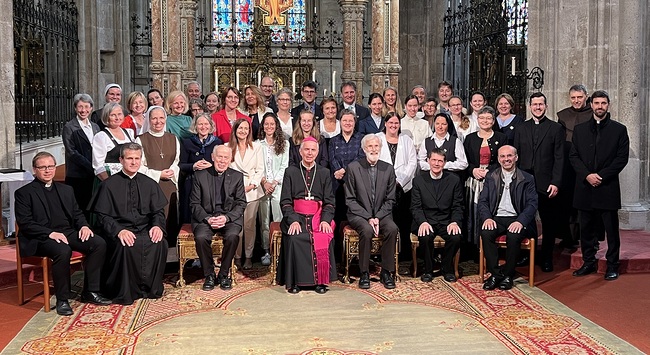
[347,215,398,273]
[194,222,241,277]
[579,209,620,268]
[65,176,95,216]
[34,232,106,300]
[538,192,561,262]
[418,223,461,275]
[481,216,524,278]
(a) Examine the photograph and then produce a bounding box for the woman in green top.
[165,90,193,140]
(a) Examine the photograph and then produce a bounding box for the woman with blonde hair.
[448,95,478,142]
[493,92,524,145]
[204,91,221,115]
[228,118,264,270]
[122,91,148,136]
[165,90,193,140]
[241,85,273,139]
[288,109,329,168]
[382,86,405,118]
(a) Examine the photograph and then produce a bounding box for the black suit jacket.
[344,159,396,221]
[358,116,385,135]
[190,167,247,228]
[62,117,100,178]
[338,103,370,131]
[463,131,507,173]
[410,172,464,229]
[513,116,564,193]
[291,102,323,121]
[15,181,88,257]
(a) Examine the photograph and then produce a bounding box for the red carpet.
[568,229,650,273]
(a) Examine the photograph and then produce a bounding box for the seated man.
[89,143,168,305]
[345,134,398,289]
[190,145,246,291]
[411,148,463,283]
[277,136,336,294]
[478,145,538,290]
[15,152,111,315]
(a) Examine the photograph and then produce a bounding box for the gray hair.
[569,84,588,95]
[74,93,94,108]
[276,87,294,102]
[476,106,496,119]
[361,133,382,151]
[187,81,201,90]
[101,102,125,126]
[190,113,216,134]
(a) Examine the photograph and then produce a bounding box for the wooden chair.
[15,225,85,312]
[342,224,399,283]
[410,233,460,279]
[269,222,282,285]
[176,223,236,287]
[479,235,536,287]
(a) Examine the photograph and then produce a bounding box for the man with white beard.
[344,134,399,289]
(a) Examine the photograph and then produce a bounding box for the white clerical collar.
[501,168,515,180]
[122,170,138,179]
[430,171,443,180]
[301,161,316,170]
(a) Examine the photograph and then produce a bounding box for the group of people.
[16,77,629,314]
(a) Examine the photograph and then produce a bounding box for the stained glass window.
[504,0,528,45]
[213,0,307,43]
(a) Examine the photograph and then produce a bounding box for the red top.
[479,145,491,166]
[211,109,251,143]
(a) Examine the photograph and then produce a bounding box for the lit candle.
[236,69,240,90]
[332,71,336,94]
[214,68,219,92]
[245,49,249,57]
[257,71,262,86]
[324,89,328,97]
[511,57,516,76]
[312,70,316,82]
[314,6,317,14]
[292,71,297,93]
[276,50,279,58]
[306,50,309,57]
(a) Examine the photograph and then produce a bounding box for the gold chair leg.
[479,236,485,283]
[43,259,50,312]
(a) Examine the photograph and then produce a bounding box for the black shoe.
[498,276,514,290]
[572,263,597,277]
[314,285,328,294]
[443,273,457,283]
[542,260,554,273]
[515,256,530,267]
[80,291,112,306]
[483,275,502,290]
[287,285,300,294]
[56,300,73,316]
[216,274,232,290]
[380,270,396,289]
[420,273,434,283]
[358,272,371,289]
[604,267,619,281]
[202,274,216,291]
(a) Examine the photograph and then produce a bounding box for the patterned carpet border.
[1,265,643,355]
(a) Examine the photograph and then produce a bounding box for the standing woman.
[319,97,341,139]
[212,86,250,143]
[257,112,289,266]
[165,91,193,141]
[463,106,506,246]
[288,110,329,168]
[62,93,99,215]
[147,88,164,108]
[275,88,295,138]
[494,93,524,145]
[136,106,181,240]
[382,86,405,118]
[359,93,385,135]
[92,102,135,181]
[122,91,148,136]
[449,95,478,142]
[401,94,432,152]
[468,91,486,124]
[376,113,417,253]
[229,119,264,270]
[178,113,223,224]
[204,92,221,116]
[188,98,207,119]
[241,85,272,139]
[417,112,468,174]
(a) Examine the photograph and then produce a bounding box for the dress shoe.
[604,267,619,281]
[483,275,502,290]
[80,291,112,306]
[443,273,457,283]
[287,285,300,294]
[56,300,73,316]
[380,270,396,289]
[261,253,271,266]
[515,256,530,267]
[420,273,434,283]
[234,258,242,269]
[243,258,253,270]
[572,263,597,277]
[358,272,371,289]
[541,260,554,273]
[314,285,328,294]
[202,273,216,291]
[216,274,232,290]
[498,276,514,290]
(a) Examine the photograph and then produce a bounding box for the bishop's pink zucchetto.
[303,136,318,143]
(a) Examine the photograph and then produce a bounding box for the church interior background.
[1,0,649,230]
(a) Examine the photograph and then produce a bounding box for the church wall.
[0,0,15,170]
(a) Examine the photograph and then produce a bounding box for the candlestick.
[331,71,336,94]
[312,70,316,82]
[236,70,240,90]
[292,71,297,93]
[324,89,328,98]
[511,57,516,76]
[214,68,219,92]
[257,71,262,86]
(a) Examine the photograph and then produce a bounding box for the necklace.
[151,134,165,159]
[299,162,316,200]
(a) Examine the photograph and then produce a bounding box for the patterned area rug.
[2,264,642,355]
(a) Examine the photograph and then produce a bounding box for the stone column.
[179,0,198,91]
[151,0,189,95]
[369,0,401,93]
[0,0,15,168]
[339,0,367,101]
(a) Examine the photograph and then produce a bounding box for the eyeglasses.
[35,165,56,171]
[277,98,292,102]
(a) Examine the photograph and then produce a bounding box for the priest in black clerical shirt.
[88,142,168,305]
[15,152,111,315]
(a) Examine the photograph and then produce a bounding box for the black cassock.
[276,164,337,288]
[89,171,168,305]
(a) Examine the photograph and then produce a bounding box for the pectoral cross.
[305,193,314,201]
[160,152,165,159]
